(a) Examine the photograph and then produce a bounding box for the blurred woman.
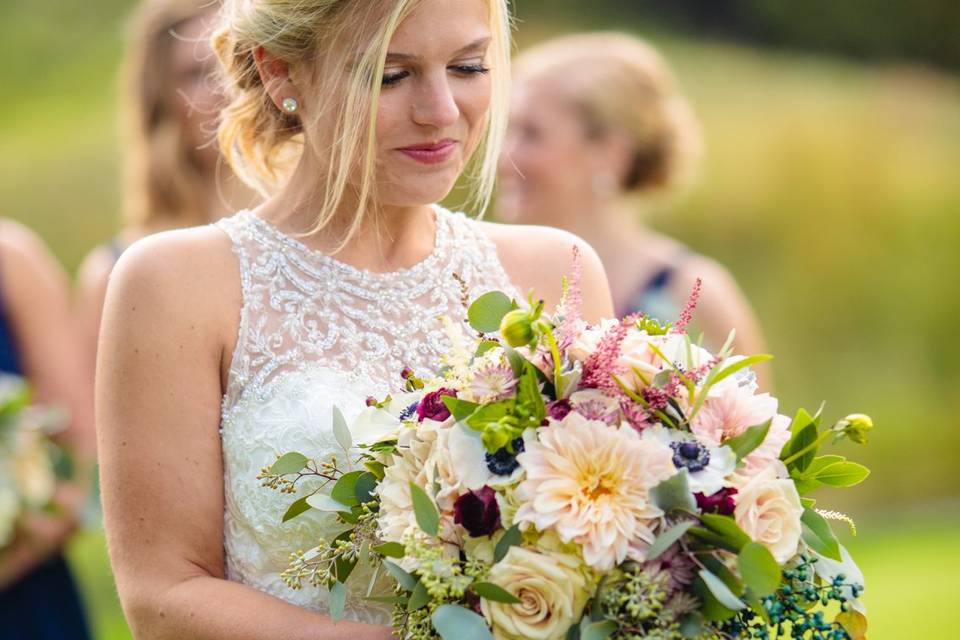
[77,0,253,370]
[0,221,94,639]
[498,32,766,357]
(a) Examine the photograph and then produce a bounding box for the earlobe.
[253,45,299,113]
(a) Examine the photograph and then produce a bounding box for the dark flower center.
[670,440,711,473]
[485,437,525,476]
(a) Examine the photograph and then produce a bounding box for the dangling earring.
[281,97,299,114]
[592,172,618,198]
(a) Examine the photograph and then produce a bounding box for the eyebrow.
[385,37,491,63]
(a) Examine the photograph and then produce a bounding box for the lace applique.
[215,206,516,623]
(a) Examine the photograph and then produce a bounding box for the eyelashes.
[381,64,490,87]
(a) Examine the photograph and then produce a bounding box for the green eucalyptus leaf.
[475,340,501,357]
[372,542,405,558]
[409,482,440,537]
[801,507,842,561]
[646,521,695,561]
[725,419,772,461]
[331,471,365,507]
[354,472,378,504]
[494,524,522,562]
[332,405,352,452]
[382,561,417,591]
[432,604,494,640]
[268,452,308,476]
[650,471,696,513]
[282,496,312,522]
[305,493,351,513]
[472,582,521,604]
[408,581,430,612]
[329,581,347,622]
[468,291,515,333]
[363,460,386,481]
[737,542,781,597]
[700,514,751,552]
[815,461,870,487]
[698,569,747,612]
[581,620,617,640]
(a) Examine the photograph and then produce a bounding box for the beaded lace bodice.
[215,206,517,623]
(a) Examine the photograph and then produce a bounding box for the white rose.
[14,430,55,508]
[481,547,589,640]
[734,467,803,564]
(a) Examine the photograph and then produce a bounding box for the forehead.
[388,0,491,56]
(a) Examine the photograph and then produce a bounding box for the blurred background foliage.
[1,0,958,637]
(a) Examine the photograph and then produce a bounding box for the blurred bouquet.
[261,252,872,640]
[0,375,63,548]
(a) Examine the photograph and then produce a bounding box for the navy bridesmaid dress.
[0,268,91,638]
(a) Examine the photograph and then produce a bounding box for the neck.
[256,152,438,273]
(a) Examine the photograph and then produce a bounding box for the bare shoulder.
[475,220,614,322]
[76,244,120,301]
[0,219,61,277]
[104,225,240,350]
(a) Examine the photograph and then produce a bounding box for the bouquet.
[0,375,61,548]
[261,253,871,640]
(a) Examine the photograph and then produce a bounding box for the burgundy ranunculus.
[546,399,572,421]
[416,388,457,422]
[453,486,501,537]
[695,487,738,516]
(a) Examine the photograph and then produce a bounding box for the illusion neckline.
[238,204,451,280]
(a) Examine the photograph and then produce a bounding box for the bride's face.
[372,0,493,207]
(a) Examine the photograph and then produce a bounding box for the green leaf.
[737,542,781,597]
[650,472,696,513]
[581,620,617,640]
[363,460,386,481]
[646,521,695,561]
[700,514,752,552]
[442,396,481,422]
[332,405,352,452]
[517,362,546,421]
[268,452,308,476]
[331,471,365,507]
[305,493,351,513]
[801,507,842,561]
[382,561,417,591]
[503,346,528,377]
[710,354,773,386]
[472,582,521,604]
[784,421,819,472]
[409,482,440,537]
[365,595,407,605]
[468,291,515,333]
[679,613,705,638]
[408,581,430,612]
[691,574,737,622]
[354,472,378,504]
[432,604,494,640]
[836,610,868,640]
[329,581,347,622]
[282,496,312,522]
[815,461,870,487]
[688,527,742,554]
[724,419,772,461]
[698,569,747,612]
[475,340,501,357]
[494,524,522,562]
[372,542,405,558]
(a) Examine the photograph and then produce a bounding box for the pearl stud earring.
[281,97,299,114]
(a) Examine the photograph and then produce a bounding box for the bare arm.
[0,221,94,587]
[97,230,393,640]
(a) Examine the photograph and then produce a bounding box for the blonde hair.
[120,0,221,232]
[516,32,700,196]
[212,0,511,243]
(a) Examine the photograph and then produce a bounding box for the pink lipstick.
[397,139,458,165]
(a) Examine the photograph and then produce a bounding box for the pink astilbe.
[580,315,639,395]
[672,278,702,334]
[621,399,655,432]
[554,246,584,351]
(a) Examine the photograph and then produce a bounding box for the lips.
[397,139,458,165]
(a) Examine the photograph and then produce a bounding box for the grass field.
[3,2,959,637]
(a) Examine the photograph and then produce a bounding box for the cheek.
[459,78,493,145]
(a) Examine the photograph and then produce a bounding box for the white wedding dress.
[215,206,517,624]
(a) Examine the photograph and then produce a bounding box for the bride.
[97,0,612,638]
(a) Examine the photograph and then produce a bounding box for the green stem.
[543,329,563,394]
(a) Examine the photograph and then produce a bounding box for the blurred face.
[498,77,603,227]
[372,0,493,207]
[169,12,224,167]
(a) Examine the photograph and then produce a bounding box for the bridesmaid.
[498,32,767,360]
[77,0,253,370]
[0,220,95,638]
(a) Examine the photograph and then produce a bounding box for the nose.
[412,73,460,129]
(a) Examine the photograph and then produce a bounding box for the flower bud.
[835,413,873,444]
[499,309,535,348]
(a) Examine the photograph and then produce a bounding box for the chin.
[381,172,461,207]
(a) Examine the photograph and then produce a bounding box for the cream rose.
[734,467,803,564]
[481,547,590,640]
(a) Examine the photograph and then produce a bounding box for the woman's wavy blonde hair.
[120,0,221,232]
[212,0,511,242]
[515,32,700,197]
